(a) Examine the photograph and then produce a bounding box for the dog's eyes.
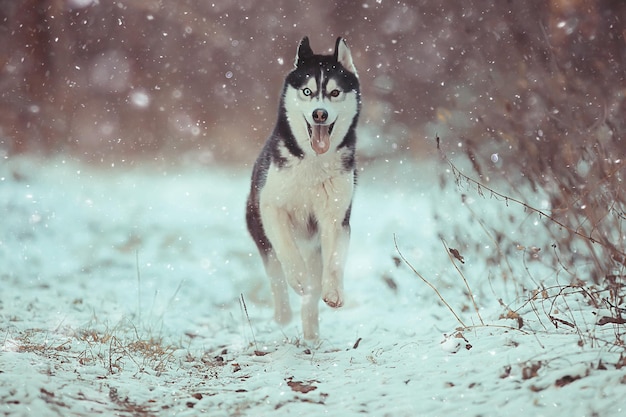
[302,88,313,96]
[329,89,341,97]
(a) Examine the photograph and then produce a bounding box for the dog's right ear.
[294,36,314,68]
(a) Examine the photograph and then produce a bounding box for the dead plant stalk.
[393,234,466,328]
[440,238,484,325]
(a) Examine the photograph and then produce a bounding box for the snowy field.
[1,154,625,416]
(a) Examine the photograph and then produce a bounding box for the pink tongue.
[311,124,331,154]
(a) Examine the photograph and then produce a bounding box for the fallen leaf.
[449,248,465,263]
[555,374,581,387]
[286,378,318,394]
[522,361,541,380]
[597,316,626,325]
[382,274,398,292]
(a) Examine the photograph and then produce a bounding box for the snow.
[1,154,625,416]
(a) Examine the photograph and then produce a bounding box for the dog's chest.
[260,154,354,220]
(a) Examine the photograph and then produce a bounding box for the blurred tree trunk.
[0,0,71,153]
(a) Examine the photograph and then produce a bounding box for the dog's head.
[283,37,360,155]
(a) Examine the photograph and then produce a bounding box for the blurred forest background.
[1,0,623,165]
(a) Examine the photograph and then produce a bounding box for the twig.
[440,238,484,325]
[155,278,185,336]
[437,138,626,260]
[393,234,466,328]
[240,294,260,353]
[135,250,141,327]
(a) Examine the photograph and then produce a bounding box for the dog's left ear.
[294,36,314,68]
[334,37,358,77]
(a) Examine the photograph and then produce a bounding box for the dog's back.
[246,37,360,340]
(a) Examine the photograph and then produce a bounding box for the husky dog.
[246,37,360,340]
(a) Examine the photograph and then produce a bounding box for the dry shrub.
[433,3,625,350]
[441,1,625,282]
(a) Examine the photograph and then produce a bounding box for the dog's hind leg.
[263,251,292,325]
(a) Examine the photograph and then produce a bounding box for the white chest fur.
[260,152,354,236]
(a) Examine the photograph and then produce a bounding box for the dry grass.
[427,17,625,341]
[428,6,626,343]
[423,135,626,350]
[397,84,625,350]
[5,320,180,377]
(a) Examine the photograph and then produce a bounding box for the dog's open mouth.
[306,121,335,155]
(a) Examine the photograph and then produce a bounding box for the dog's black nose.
[312,109,328,123]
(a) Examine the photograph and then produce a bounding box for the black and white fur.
[246,37,360,340]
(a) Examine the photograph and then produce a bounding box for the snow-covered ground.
[1,154,625,416]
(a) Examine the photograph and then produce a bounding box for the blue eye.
[302,88,312,96]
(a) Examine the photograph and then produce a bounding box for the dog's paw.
[322,289,344,308]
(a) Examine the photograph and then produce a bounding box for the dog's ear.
[334,37,358,77]
[294,36,314,68]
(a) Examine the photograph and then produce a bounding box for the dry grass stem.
[394,234,466,328]
[440,238,484,325]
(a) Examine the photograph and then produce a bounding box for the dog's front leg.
[300,243,322,340]
[260,205,307,295]
[320,222,350,308]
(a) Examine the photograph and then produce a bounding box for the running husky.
[246,37,360,340]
